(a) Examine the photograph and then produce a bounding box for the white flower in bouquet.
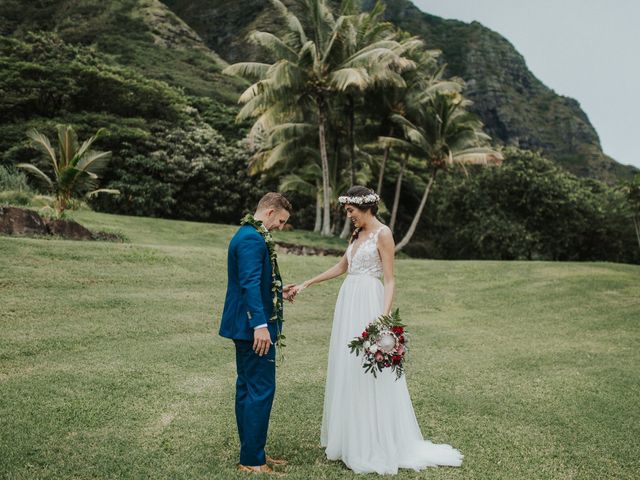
[363,341,371,349]
[378,332,396,353]
[368,343,378,353]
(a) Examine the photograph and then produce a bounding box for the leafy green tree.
[0,33,188,123]
[279,163,324,232]
[94,123,264,223]
[224,0,409,235]
[419,148,638,263]
[18,125,119,215]
[621,174,640,249]
[381,92,502,251]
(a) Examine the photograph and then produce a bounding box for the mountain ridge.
[162,0,637,183]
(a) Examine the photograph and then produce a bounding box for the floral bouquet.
[348,309,408,379]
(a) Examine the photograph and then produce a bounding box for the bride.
[292,186,463,475]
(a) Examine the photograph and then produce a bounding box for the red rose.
[392,326,404,335]
[392,355,402,365]
[362,331,369,338]
[398,335,405,344]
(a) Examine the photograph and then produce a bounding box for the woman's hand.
[292,282,308,295]
[283,284,297,302]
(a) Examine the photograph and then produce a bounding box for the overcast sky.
[413,0,640,169]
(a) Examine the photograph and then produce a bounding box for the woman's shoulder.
[375,223,392,236]
[374,224,394,244]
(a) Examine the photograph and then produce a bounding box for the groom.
[219,192,295,474]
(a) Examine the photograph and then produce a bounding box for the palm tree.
[369,39,448,198]
[18,125,119,216]
[335,13,422,239]
[380,92,503,252]
[223,0,409,235]
[279,162,324,232]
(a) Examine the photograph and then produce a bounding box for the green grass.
[1,211,639,479]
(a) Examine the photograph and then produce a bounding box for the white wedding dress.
[321,226,463,475]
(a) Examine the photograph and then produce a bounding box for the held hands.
[289,282,307,297]
[283,284,298,303]
[281,283,308,304]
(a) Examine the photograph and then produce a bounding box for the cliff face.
[163,0,636,182]
[372,0,635,182]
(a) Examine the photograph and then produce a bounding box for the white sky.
[413,0,640,169]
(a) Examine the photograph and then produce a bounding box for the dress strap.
[373,226,386,241]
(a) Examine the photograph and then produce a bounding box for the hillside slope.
[162,0,637,182]
[0,0,248,109]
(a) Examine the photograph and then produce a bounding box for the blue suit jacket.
[219,225,283,343]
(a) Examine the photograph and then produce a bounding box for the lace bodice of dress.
[346,226,385,278]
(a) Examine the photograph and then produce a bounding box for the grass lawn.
[1,211,639,479]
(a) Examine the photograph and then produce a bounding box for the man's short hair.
[257,192,292,212]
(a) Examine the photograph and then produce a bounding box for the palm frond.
[299,40,318,66]
[223,62,271,81]
[378,136,415,151]
[26,129,58,172]
[57,125,78,167]
[268,122,315,143]
[279,173,316,197]
[270,0,307,45]
[16,163,54,189]
[86,188,120,198]
[74,128,106,162]
[268,60,304,90]
[453,148,504,166]
[249,32,298,62]
[328,67,370,90]
[321,15,347,64]
[75,150,112,175]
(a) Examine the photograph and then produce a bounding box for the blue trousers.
[233,339,276,466]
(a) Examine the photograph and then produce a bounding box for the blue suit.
[219,224,283,466]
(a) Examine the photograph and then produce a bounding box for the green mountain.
[0,0,240,102]
[162,0,637,183]
[1,0,636,184]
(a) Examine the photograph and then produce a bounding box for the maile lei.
[240,214,286,360]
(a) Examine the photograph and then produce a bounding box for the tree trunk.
[634,215,640,249]
[317,96,332,236]
[56,194,68,217]
[340,95,356,240]
[389,153,407,233]
[314,187,322,233]
[376,126,393,194]
[339,214,351,239]
[348,95,356,188]
[395,169,438,252]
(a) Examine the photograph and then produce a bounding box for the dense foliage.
[401,148,639,263]
[0,1,637,263]
[93,123,264,222]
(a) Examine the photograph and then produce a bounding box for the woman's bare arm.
[297,254,349,291]
[377,228,396,315]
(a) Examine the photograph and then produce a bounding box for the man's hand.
[253,327,272,356]
[283,284,297,302]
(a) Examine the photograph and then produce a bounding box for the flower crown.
[338,193,380,205]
